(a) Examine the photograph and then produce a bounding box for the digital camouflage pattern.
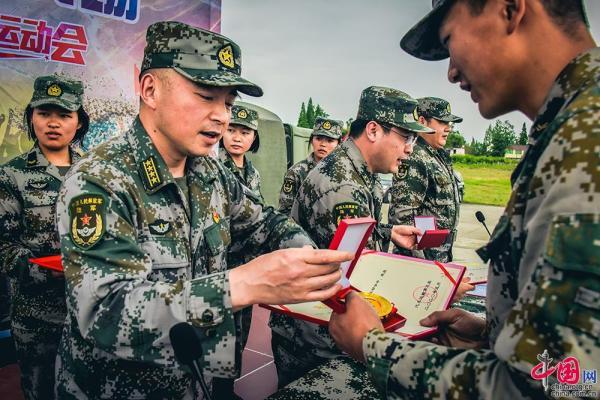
[278,117,343,216]
[400,0,454,61]
[416,96,463,123]
[54,117,313,399]
[278,154,318,216]
[356,86,433,134]
[357,47,600,399]
[141,21,263,97]
[388,136,462,262]
[270,139,393,387]
[311,117,344,140]
[218,148,263,204]
[0,143,81,399]
[267,357,380,400]
[217,146,263,382]
[230,104,259,131]
[28,75,84,112]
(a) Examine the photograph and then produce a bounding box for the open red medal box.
[262,217,466,339]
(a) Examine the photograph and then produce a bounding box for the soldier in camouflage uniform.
[218,104,264,202]
[389,97,463,262]
[215,104,263,398]
[54,21,350,399]
[0,75,88,399]
[269,86,429,388]
[327,1,600,398]
[278,117,343,215]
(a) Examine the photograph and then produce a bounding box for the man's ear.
[139,72,159,110]
[365,121,379,143]
[504,0,526,35]
[418,115,427,125]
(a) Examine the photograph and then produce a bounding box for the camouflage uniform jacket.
[55,117,313,399]
[361,48,600,399]
[270,139,392,358]
[218,148,264,203]
[278,152,317,216]
[388,136,461,262]
[0,143,81,323]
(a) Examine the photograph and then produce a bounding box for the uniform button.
[202,309,214,323]
[205,328,216,338]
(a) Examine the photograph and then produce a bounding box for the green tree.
[297,102,308,127]
[483,120,517,157]
[314,104,329,121]
[518,122,528,145]
[467,138,488,156]
[445,130,466,149]
[305,98,315,128]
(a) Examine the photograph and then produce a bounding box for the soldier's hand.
[329,291,384,362]
[451,277,475,303]
[390,225,421,249]
[229,246,352,309]
[420,308,487,349]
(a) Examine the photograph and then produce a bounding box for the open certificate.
[263,218,466,339]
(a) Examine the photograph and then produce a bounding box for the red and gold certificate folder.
[262,217,466,339]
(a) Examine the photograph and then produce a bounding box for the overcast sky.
[221,0,600,141]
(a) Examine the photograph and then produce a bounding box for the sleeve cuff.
[362,328,407,398]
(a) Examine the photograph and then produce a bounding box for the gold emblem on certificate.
[358,292,393,319]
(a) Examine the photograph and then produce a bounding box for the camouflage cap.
[400,0,454,61]
[141,21,263,97]
[311,117,343,140]
[28,75,84,111]
[417,97,463,123]
[356,86,433,133]
[230,104,259,131]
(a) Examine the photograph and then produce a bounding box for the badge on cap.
[212,211,220,224]
[413,108,419,121]
[218,44,235,69]
[322,121,332,130]
[447,104,451,114]
[47,84,62,97]
[237,109,248,119]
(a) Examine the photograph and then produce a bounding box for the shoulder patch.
[149,219,172,235]
[69,194,106,249]
[333,202,360,225]
[282,178,295,194]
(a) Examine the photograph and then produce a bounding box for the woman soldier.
[278,117,343,215]
[0,75,88,399]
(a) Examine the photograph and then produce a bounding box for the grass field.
[455,163,514,206]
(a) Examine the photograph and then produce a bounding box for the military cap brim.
[230,120,259,132]
[311,131,341,140]
[29,97,80,112]
[400,0,454,61]
[395,120,435,134]
[174,67,263,97]
[436,113,463,123]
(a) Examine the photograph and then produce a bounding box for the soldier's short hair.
[464,0,587,33]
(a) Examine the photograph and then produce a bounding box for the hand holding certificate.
[262,218,466,338]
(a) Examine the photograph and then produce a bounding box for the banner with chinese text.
[0,0,221,163]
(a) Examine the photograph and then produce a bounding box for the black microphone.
[170,322,213,400]
[475,211,491,237]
